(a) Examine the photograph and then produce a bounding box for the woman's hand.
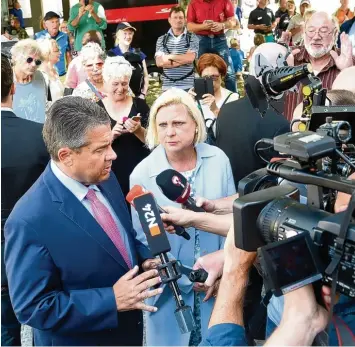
[112,121,128,139]
[201,94,219,115]
[188,88,197,101]
[124,115,142,133]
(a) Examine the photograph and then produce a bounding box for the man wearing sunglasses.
[34,11,72,77]
[284,11,354,121]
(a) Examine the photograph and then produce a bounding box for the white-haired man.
[284,11,353,121]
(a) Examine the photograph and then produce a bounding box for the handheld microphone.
[130,191,196,334]
[156,169,205,213]
[127,185,190,240]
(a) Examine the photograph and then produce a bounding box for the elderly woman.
[192,53,239,144]
[65,30,102,90]
[11,39,48,123]
[99,56,150,199]
[38,38,64,103]
[108,22,149,99]
[130,88,236,346]
[72,42,106,102]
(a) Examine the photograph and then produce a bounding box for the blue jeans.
[1,290,21,346]
[197,34,236,93]
[266,295,355,346]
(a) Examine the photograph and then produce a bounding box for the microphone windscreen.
[126,185,146,206]
[156,169,187,201]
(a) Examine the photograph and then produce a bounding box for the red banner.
[105,4,176,23]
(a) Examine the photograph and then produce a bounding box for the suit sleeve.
[4,217,119,333]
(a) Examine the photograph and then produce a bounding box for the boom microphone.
[131,192,196,334]
[127,185,190,240]
[262,63,313,97]
[156,169,205,213]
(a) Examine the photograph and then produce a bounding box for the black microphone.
[127,185,190,240]
[131,192,196,334]
[156,169,205,213]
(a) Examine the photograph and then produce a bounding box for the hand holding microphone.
[127,185,190,240]
[156,169,206,213]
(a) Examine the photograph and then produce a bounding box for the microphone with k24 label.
[127,190,195,334]
[156,169,205,213]
[127,185,190,240]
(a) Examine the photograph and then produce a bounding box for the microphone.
[130,191,196,334]
[156,169,205,213]
[127,185,190,240]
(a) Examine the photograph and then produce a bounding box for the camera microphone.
[126,185,190,240]
[262,63,313,97]
[156,169,205,213]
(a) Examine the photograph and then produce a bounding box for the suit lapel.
[44,165,129,271]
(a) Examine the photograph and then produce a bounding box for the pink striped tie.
[86,189,132,269]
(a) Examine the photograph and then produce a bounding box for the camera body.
[235,131,355,298]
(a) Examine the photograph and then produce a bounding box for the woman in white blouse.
[38,38,64,104]
[190,53,239,144]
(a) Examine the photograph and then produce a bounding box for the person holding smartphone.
[68,0,107,52]
[248,0,276,42]
[98,56,150,200]
[190,54,239,145]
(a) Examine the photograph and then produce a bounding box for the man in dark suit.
[4,96,162,346]
[1,54,49,346]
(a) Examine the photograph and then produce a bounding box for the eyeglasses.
[202,74,221,81]
[26,57,42,66]
[85,62,104,69]
[305,27,336,39]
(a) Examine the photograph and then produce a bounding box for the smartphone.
[194,77,214,100]
[122,115,141,123]
[131,115,141,122]
[84,0,89,6]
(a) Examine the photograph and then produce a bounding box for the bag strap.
[85,79,103,100]
[220,92,233,108]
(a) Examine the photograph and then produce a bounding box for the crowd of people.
[1,0,355,346]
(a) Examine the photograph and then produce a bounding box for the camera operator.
[199,225,329,346]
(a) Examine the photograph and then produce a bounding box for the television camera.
[239,53,355,299]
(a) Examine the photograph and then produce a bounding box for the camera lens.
[257,197,331,244]
[336,121,352,144]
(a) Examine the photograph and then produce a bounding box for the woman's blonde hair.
[37,38,59,61]
[114,28,135,47]
[102,56,133,82]
[146,88,207,150]
[11,39,44,65]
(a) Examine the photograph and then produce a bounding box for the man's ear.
[57,147,74,167]
[10,83,16,97]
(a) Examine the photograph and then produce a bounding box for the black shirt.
[275,8,287,19]
[276,12,293,38]
[248,6,275,34]
[98,98,151,202]
[216,96,290,187]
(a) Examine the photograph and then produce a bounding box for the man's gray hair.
[43,97,110,160]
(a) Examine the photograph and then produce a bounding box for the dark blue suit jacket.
[4,164,152,346]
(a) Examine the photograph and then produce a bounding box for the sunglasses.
[202,74,221,81]
[86,62,104,69]
[26,57,42,66]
